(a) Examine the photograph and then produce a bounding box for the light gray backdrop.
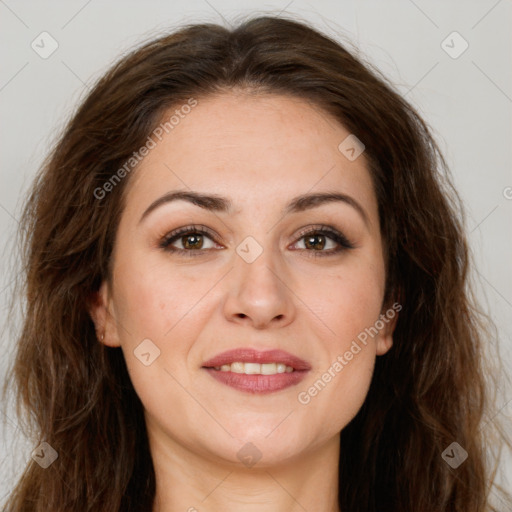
[1,0,511,507]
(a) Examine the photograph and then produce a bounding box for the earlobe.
[87,281,121,348]
[375,303,400,356]
[376,333,393,356]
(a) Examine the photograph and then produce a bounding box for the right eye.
[159,225,221,256]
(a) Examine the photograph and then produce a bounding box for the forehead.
[123,92,378,223]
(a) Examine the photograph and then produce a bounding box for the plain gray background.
[1,0,511,507]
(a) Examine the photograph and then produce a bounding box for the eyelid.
[293,224,354,246]
[159,223,355,256]
[158,224,219,250]
[290,225,356,255]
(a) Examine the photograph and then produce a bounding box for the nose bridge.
[223,234,294,327]
[235,234,285,298]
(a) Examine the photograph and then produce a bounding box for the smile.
[212,362,295,374]
[202,348,311,393]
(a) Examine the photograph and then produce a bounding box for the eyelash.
[158,224,355,258]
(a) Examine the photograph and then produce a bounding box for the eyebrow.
[139,190,369,226]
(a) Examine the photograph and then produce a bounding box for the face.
[90,91,395,468]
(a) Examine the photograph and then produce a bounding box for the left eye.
[290,228,355,255]
[292,232,337,251]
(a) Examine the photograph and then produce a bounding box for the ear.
[87,281,121,347]
[375,302,401,356]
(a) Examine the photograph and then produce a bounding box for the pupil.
[305,235,325,250]
[184,234,203,249]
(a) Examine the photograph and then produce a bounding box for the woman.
[2,14,511,512]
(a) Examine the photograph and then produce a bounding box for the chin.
[203,425,307,468]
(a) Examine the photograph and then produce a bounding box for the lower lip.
[203,368,309,394]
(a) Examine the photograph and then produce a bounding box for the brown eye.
[303,233,328,250]
[181,233,205,250]
[159,225,218,255]
[292,226,355,256]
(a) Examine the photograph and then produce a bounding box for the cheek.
[298,306,377,438]
[319,353,375,434]
[296,257,384,430]
[113,256,208,340]
[316,258,386,345]
[112,255,219,396]
[112,270,200,420]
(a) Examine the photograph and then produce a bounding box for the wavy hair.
[2,14,511,511]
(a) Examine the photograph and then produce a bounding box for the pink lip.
[202,348,311,394]
[202,348,311,371]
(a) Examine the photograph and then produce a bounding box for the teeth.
[245,362,261,374]
[231,362,244,373]
[212,362,295,375]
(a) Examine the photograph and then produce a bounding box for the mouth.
[202,348,310,394]
[208,361,296,375]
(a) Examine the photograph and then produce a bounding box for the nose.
[222,249,296,330]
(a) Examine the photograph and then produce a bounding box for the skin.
[89,91,397,512]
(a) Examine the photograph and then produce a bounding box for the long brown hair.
[2,14,511,511]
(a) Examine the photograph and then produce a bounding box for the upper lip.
[202,348,311,371]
